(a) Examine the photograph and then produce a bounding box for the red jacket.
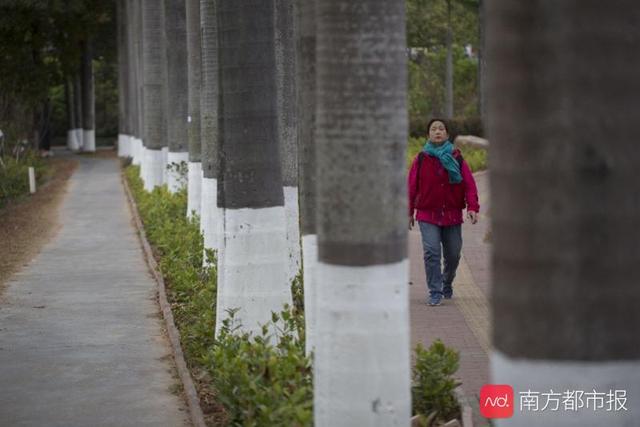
[408,149,480,226]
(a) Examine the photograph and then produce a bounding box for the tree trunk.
[294,0,318,355]
[275,0,301,288]
[117,0,130,157]
[81,39,95,152]
[136,0,145,167]
[65,76,76,151]
[314,0,410,424]
[489,3,640,425]
[141,0,167,190]
[164,0,189,193]
[215,0,291,337]
[186,0,202,218]
[199,0,221,262]
[73,70,83,151]
[478,0,486,129]
[445,0,453,119]
[130,0,144,166]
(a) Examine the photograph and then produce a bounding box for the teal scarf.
[423,140,462,184]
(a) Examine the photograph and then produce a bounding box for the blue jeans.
[418,221,462,298]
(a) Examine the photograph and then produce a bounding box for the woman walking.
[408,119,479,306]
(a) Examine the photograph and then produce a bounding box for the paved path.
[410,171,491,424]
[0,152,189,427]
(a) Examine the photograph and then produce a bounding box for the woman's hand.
[409,216,415,230]
[467,211,478,224]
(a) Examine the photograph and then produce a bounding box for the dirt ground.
[0,156,78,297]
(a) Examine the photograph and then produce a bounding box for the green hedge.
[125,166,312,426]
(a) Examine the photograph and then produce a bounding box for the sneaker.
[443,287,453,299]
[443,292,453,300]
[428,296,442,306]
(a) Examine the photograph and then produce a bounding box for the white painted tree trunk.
[215,206,291,338]
[118,134,131,157]
[302,234,317,355]
[82,130,95,152]
[314,260,410,426]
[73,129,83,152]
[167,151,189,193]
[283,186,301,284]
[139,144,146,183]
[200,177,219,266]
[187,162,202,219]
[132,138,142,165]
[67,130,75,151]
[161,146,169,185]
[68,129,81,152]
[491,351,640,426]
[143,148,164,192]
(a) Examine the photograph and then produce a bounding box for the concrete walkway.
[0,151,189,427]
[410,171,491,424]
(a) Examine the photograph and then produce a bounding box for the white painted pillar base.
[314,260,411,427]
[215,206,291,338]
[187,162,202,219]
[491,351,640,426]
[73,128,83,151]
[302,234,318,355]
[161,147,169,185]
[67,130,74,151]
[117,134,125,157]
[167,151,189,193]
[143,148,164,192]
[201,177,219,265]
[283,186,302,285]
[132,138,142,165]
[82,129,95,152]
[118,134,132,158]
[139,145,147,184]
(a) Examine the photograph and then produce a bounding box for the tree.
[185,0,202,218]
[129,0,144,167]
[275,0,301,288]
[314,0,410,424]
[199,0,221,259]
[489,3,640,425]
[406,0,479,123]
[294,0,318,355]
[80,39,95,152]
[72,70,84,150]
[164,0,189,193]
[117,0,130,158]
[141,0,167,190]
[215,0,291,337]
[0,1,113,146]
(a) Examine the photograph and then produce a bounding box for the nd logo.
[480,384,514,418]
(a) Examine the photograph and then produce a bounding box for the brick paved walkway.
[409,171,490,425]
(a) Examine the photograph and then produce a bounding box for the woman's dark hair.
[427,118,449,134]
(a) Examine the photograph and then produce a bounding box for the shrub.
[412,340,462,424]
[204,308,313,427]
[0,149,51,207]
[125,166,217,362]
